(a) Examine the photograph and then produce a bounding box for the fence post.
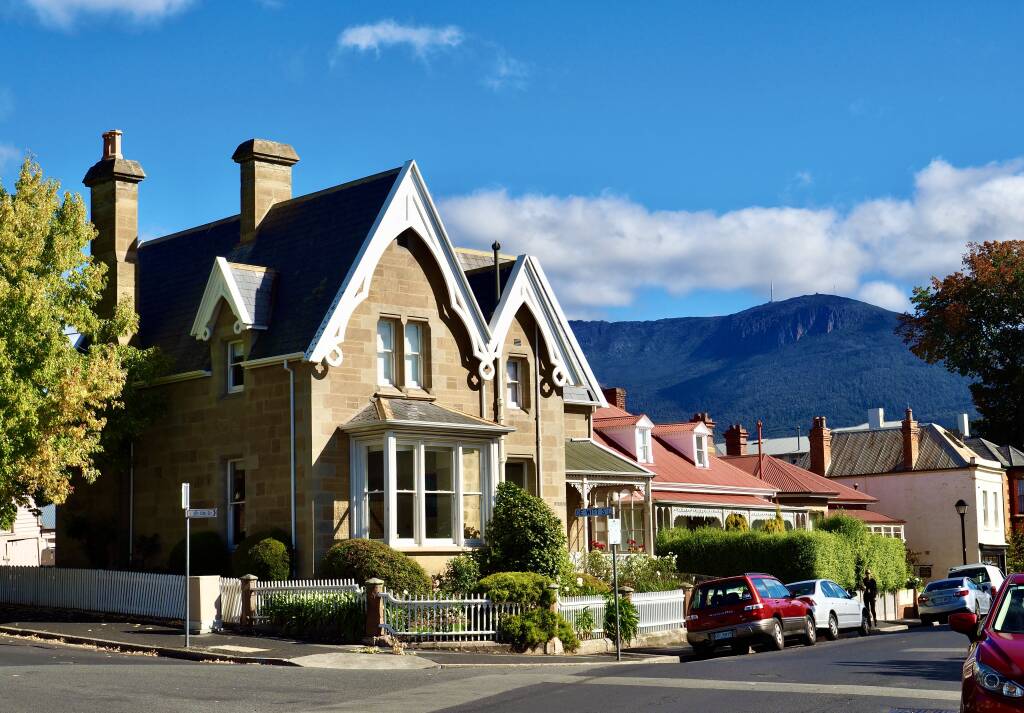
[240,574,258,629]
[365,578,385,642]
[544,583,563,655]
[547,583,560,615]
[619,585,634,603]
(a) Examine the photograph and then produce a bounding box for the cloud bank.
[440,158,1024,317]
[24,0,192,27]
[337,19,463,57]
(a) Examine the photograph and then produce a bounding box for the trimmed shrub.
[498,608,578,652]
[724,513,749,531]
[168,531,228,575]
[231,528,293,579]
[261,592,363,643]
[760,510,787,534]
[604,594,639,645]
[817,513,869,541]
[563,572,611,596]
[320,539,431,593]
[477,572,554,607]
[237,538,290,581]
[478,482,571,579]
[438,554,481,595]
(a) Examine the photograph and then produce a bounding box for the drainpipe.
[128,440,134,565]
[534,323,542,489]
[283,359,297,575]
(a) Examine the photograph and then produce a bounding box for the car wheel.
[826,613,840,641]
[858,614,871,636]
[765,618,785,651]
[730,641,750,655]
[802,615,817,646]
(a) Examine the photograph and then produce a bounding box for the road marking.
[901,648,966,654]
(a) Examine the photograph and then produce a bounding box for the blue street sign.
[575,507,614,517]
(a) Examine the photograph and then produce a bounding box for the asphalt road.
[0,626,966,713]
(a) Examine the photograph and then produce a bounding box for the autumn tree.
[0,157,162,529]
[898,240,1024,445]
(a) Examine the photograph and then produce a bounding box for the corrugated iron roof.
[723,454,875,503]
[565,439,652,476]
[832,507,906,525]
[652,492,776,507]
[796,424,972,476]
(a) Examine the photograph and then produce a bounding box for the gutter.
[283,359,297,574]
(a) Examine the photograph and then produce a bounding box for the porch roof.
[565,438,653,477]
[340,396,514,435]
[651,491,775,507]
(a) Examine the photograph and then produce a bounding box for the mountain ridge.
[570,294,976,438]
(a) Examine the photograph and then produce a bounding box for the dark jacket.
[863,576,878,600]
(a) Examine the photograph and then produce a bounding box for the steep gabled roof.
[796,424,978,476]
[722,453,876,503]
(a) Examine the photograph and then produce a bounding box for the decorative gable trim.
[486,256,607,405]
[190,257,262,341]
[305,161,494,377]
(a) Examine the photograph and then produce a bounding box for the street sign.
[607,517,622,546]
[181,483,190,510]
[186,508,217,519]
[575,507,613,517]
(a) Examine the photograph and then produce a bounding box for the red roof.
[651,491,775,507]
[593,404,643,428]
[652,422,700,435]
[722,454,876,503]
[832,508,905,525]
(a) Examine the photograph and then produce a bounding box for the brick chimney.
[808,416,832,476]
[232,139,300,243]
[902,407,920,470]
[83,129,145,339]
[602,387,627,411]
[724,424,748,456]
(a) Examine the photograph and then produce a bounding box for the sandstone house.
[58,131,653,575]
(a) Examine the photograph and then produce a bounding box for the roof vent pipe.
[958,413,970,438]
[492,241,502,304]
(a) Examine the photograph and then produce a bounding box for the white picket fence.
[0,565,185,620]
[219,577,242,625]
[561,594,607,640]
[381,590,523,641]
[561,589,687,640]
[217,577,363,625]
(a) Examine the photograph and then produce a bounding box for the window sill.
[390,544,481,554]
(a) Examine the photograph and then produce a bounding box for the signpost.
[576,506,624,662]
[181,482,217,648]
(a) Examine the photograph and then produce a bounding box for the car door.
[821,581,847,627]
[831,581,861,627]
[768,579,804,631]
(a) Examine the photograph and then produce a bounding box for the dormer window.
[377,319,396,386]
[695,434,709,468]
[227,340,245,393]
[637,427,653,464]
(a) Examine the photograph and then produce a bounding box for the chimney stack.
[868,407,885,430]
[724,424,748,456]
[602,387,627,411]
[902,407,920,470]
[691,412,716,438]
[809,416,832,476]
[83,129,145,340]
[232,139,299,243]
[957,413,970,438]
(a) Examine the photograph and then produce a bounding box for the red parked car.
[686,573,817,657]
[950,572,1024,711]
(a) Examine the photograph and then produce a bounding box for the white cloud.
[0,143,23,178]
[336,19,463,58]
[24,0,192,28]
[439,158,1024,316]
[484,51,528,91]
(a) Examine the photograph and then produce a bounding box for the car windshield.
[925,579,962,592]
[992,585,1024,634]
[787,582,816,597]
[692,580,754,610]
[952,567,991,585]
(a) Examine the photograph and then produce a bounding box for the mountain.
[570,294,976,437]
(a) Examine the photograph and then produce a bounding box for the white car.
[786,579,870,640]
[948,563,1005,596]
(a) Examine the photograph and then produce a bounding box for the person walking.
[863,568,879,627]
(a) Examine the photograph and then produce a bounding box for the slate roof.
[723,453,876,503]
[136,168,402,372]
[565,439,652,476]
[227,263,276,327]
[795,424,975,476]
[463,260,515,322]
[966,437,1024,468]
[342,396,512,432]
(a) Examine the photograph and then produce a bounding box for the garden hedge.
[320,539,431,593]
[231,528,292,580]
[477,572,554,607]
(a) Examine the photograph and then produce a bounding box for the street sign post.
[608,516,623,662]
[186,508,217,519]
[574,507,614,517]
[181,483,190,648]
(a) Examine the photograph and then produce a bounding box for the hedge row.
[656,526,907,592]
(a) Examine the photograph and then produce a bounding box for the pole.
[612,541,621,662]
[960,512,967,565]
[185,513,190,648]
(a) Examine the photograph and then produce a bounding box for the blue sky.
[2,1,1024,319]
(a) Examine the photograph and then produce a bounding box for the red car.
[686,573,817,657]
[950,572,1024,711]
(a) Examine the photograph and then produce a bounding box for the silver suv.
[918,576,992,625]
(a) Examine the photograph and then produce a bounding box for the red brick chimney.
[902,407,919,471]
[691,412,716,439]
[602,387,627,411]
[724,424,748,456]
[809,416,832,476]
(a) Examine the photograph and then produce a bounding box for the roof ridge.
[139,214,240,248]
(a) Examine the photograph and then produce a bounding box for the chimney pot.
[902,407,920,470]
[102,129,123,159]
[232,138,300,243]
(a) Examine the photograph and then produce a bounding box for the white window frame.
[226,459,246,549]
[636,427,653,464]
[377,319,396,386]
[404,321,424,388]
[506,358,523,410]
[983,490,989,528]
[694,434,709,468]
[351,434,495,548]
[227,340,245,393]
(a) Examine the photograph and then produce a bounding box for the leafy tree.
[477,482,571,579]
[1007,529,1024,575]
[0,157,162,529]
[898,241,1024,444]
[724,513,748,531]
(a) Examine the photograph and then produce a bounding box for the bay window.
[352,436,494,547]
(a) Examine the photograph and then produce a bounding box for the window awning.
[340,396,513,436]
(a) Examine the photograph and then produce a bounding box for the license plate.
[712,630,735,641]
[933,597,950,605]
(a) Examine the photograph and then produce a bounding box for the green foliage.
[617,554,684,592]
[1008,530,1024,574]
[261,592,363,643]
[561,572,611,596]
[0,157,165,528]
[859,534,909,593]
[477,482,571,579]
[233,537,290,581]
[477,572,555,607]
[498,608,578,652]
[817,513,869,541]
[437,554,481,595]
[582,549,612,581]
[604,594,639,645]
[760,508,787,534]
[320,539,431,594]
[724,513,749,531]
[168,531,229,575]
[573,607,596,639]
